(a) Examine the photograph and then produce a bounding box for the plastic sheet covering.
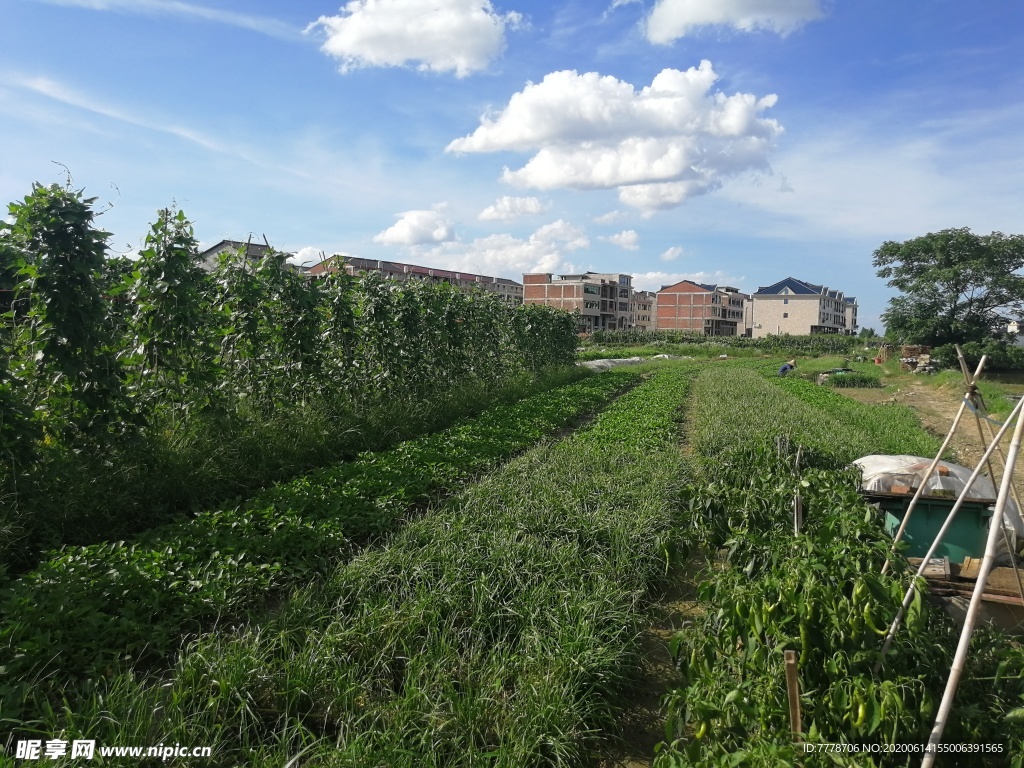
[854,454,1024,560]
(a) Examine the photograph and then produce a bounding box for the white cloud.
[290,245,329,266]
[645,0,824,44]
[32,0,299,40]
[447,62,781,212]
[632,270,744,292]
[422,219,588,277]
[718,114,1024,241]
[593,210,626,224]
[599,229,640,250]
[374,206,456,245]
[660,245,685,261]
[477,195,549,221]
[309,0,522,77]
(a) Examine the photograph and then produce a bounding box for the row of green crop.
[656,364,1023,766]
[9,364,698,766]
[586,329,861,355]
[0,183,577,575]
[687,363,938,471]
[0,370,637,727]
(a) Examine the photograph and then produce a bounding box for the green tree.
[857,327,878,339]
[874,228,1024,346]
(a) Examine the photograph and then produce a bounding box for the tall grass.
[27,365,700,767]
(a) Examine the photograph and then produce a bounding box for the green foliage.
[932,340,1024,372]
[0,181,581,573]
[823,372,882,388]
[1,183,134,443]
[0,371,635,724]
[875,227,1024,347]
[16,364,699,767]
[126,208,220,415]
[657,362,1020,766]
[587,329,859,356]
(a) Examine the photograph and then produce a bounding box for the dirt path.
[596,565,699,768]
[837,381,1024,504]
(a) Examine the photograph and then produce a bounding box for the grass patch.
[0,370,637,727]
[25,364,701,766]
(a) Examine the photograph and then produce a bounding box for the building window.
[783,298,789,304]
[783,312,789,318]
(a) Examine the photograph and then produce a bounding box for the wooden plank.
[960,556,981,579]
[909,556,952,579]
[955,590,1024,607]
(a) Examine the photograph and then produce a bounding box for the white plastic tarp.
[854,454,1024,559]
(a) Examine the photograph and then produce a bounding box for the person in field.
[778,359,796,377]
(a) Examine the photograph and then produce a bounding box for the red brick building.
[656,280,748,336]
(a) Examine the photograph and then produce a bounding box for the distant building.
[656,280,748,336]
[523,272,635,333]
[632,290,657,331]
[307,254,524,304]
[197,239,305,274]
[750,277,858,337]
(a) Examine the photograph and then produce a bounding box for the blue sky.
[3,0,1023,331]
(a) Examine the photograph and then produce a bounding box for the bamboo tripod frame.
[865,346,1024,764]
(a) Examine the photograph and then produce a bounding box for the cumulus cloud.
[632,270,743,292]
[660,245,685,261]
[447,61,781,212]
[374,206,456,245]
[599,229,640,250]
[309,0,522,77]
[645,0,823,43]
[477,195,549,221]
[422,219,588,276]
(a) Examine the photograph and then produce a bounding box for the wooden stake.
[793,495,804,535]
[785,650,802,740]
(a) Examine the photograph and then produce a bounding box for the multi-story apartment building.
[749,277,858,337]
[522,272,635,333]
[656,280,748,336]
[631,290,657,331]
[308,255,524,304]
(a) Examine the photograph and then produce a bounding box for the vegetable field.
[4,358,1019,765]
[3,220,1024,767]
[0,184,578,580]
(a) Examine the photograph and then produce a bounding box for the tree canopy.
[874,227,1024,346]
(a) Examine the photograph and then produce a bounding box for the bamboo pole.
[882,356,987,574]
[874,394,1024,672]
[954,346,1024,604]
[921,394,1024,767]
